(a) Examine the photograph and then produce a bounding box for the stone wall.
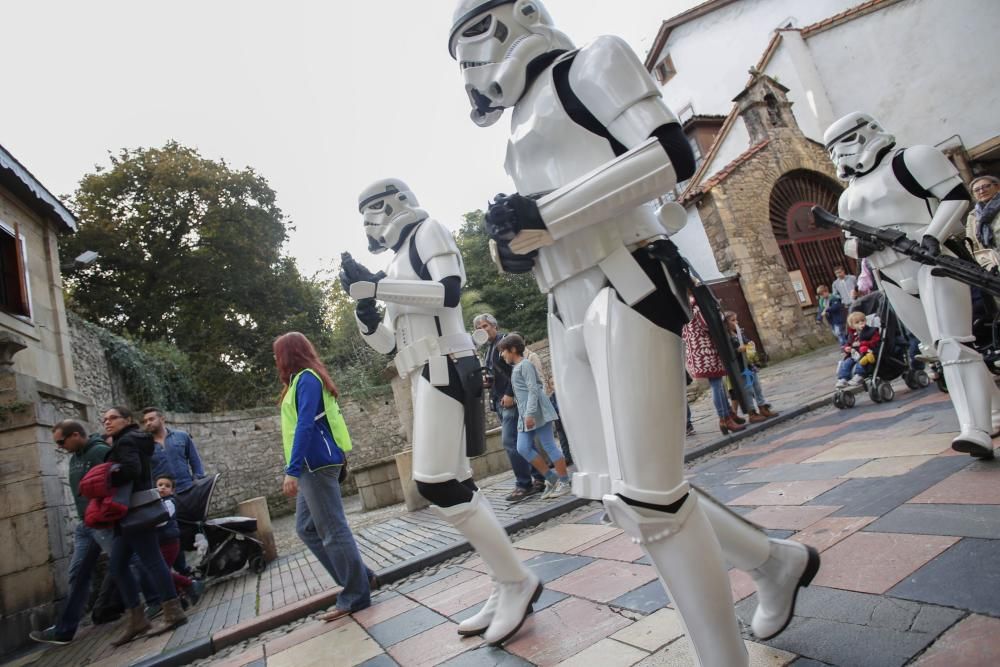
[66,313,128,411]
[163,385,407,517]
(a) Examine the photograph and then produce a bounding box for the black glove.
[856,237,880,258]
[920,235,941,257]
[339,251,386,295]
[493,239,537,274]
[485,193,545,243]
[355,298,382,334]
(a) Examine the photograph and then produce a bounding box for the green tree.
[63,142,331,409]
[455,211,548,341]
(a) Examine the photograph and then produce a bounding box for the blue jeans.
[296,467,371,612]
[500,406,544,490]
[831,323,848,346]
[516,422,563,467]
[747,369,768,408]
[54,524,113,636]
[709,377,731,418]
[837,358,865,380]
[110,529,177,609]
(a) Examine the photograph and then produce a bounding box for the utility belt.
[395,332,476,385]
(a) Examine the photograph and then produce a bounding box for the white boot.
[430,492,541,645]
[939,340,995,459]
[604,493,748,667]
[457,584,499,636]
[697,489,819,639]
[748,540,819,639]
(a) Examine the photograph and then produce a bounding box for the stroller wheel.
[842,391,856,408]
[869,383,883,403]
[915,370,930,388]
[903,370,921,390]
[250,554,267,575]
[935,374,948,393]
[879,381,895,402]
[833,392,844,409]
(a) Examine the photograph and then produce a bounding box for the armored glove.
[485,193,546,243]
[339,252,386,295]
[489,239,537,274]
[920,235,941,257]
[355,298,382,335]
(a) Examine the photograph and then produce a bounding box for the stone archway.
[769,169,850,298]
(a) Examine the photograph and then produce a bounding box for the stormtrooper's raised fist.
[485,193,545,243]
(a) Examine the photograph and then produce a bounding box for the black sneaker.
[29,626,72,646]
[505,487,530,501]
[530,480,546,495]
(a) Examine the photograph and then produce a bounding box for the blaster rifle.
[811,207,1000,298]
[645,239,753,416]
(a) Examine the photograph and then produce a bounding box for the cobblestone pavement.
[15,344,992,667]
[192,385,1000,667]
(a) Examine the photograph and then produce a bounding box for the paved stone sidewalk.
[190,384,1000,667]
[0,343,892,667]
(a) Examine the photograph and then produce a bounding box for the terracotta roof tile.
[680,139,770,204]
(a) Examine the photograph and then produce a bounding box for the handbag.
[119,487,169,535]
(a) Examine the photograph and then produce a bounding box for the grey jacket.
[510,359,558,432]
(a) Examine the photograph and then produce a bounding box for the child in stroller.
[173,474,267,578]
[833,292,930,409]
[835,311,880,389]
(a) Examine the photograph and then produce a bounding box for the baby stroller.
[175,474,267,578]
[833,291,930,409]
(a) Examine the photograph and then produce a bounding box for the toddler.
[155,475,205,606]
[724,311,778,422]
[835,311,880,388]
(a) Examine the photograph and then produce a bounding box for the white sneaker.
[835,379,848,389]
[540,479,557,499]
[546,480,570,499]
[847,375,864,387]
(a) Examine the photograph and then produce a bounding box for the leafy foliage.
[455,211,547,341]
[71,313,202,411]
[63,143,331,409]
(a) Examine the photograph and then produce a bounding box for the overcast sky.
[3,0,695,277]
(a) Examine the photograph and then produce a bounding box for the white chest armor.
[385,229,467,351]
[505,59,666,293]
[841,155,935,271]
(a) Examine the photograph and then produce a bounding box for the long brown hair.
[273,332,339,402]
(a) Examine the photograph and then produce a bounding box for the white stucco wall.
[802,0,1000,149]
[652,0,856,116]
[673,205,725,281]
[700,116,752,182]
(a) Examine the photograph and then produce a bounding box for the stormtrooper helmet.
[449,0,574,127]
[823,112,896,180]
[357,179,427,253]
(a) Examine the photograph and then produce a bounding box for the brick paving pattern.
[10,346,1000,666]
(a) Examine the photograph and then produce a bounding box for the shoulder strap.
[407,228,431,280]
[891,149,934,217]
[552,52,628,157]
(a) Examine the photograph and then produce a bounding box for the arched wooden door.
[769,170,851,300]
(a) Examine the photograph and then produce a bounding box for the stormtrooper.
[450,2,818,663]
[824,112,1000,460]
[340,179,542,646]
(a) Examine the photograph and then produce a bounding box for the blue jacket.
[150,428,205,492]
[283,371,345,477]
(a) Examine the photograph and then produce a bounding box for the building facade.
[0,145,94,656]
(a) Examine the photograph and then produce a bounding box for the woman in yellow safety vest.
[274,332,374,621]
